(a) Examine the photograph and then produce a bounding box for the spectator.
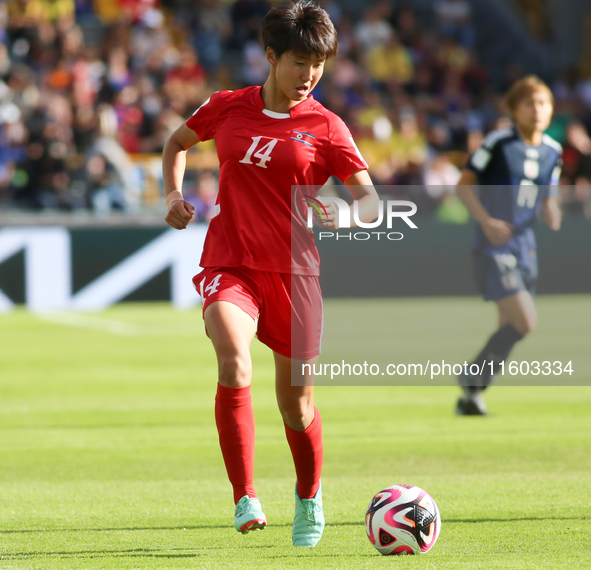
[433,0,474,49]
[561,122,591,219]
[242,33,268,87]
[164,43,206,109]
[185,0,231,76]
[86,104,141,214]
[423,153,461,199]
[229,0,269,50]
[355,2,394,52]
[366,35,414,87]
[184,169,218,222]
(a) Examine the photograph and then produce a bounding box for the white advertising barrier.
[0,226,207,313]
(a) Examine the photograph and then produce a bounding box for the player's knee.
[514,313,537,336]
[217,353,251,387]
[523,315,537,335]
[278,397,314,431]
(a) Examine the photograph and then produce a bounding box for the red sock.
[215,383,256,504]
[284,406,323,499]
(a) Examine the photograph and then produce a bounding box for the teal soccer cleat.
[292,482,325,547]
[234,495,267,534]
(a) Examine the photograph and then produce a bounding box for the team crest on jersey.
[291,131,315,147]
[523,159,539,180]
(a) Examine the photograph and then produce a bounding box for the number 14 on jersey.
[239,136,279,168]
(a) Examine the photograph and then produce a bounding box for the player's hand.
[482,217,513,246]
[314,200,339,229]
[544,202,562,231]
[165,200,195,229]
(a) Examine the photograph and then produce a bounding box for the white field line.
[36,312,203,336]
[37,312,142,335]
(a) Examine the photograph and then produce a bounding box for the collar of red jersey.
[255,86,314,119]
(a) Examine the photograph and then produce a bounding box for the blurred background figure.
[86,103,141,214]
[183,169,218,222]
[433,0,474,49]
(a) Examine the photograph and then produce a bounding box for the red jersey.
[186,86,367,275]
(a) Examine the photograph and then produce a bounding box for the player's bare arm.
[313,170,380,230]
[163,123,200,230]
[542,195,562,231]
[456,169,514,246]
[344,169,381,225]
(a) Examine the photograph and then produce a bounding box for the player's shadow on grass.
[2,516,586,537]
[3,547,376,561]
[2,522,365,535]
[1,523,277,534]
[2,548,242,561]
[3,549,203,560]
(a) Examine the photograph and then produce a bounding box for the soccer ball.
[365,484,441,555]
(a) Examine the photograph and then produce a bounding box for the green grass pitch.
[1,296,590,569]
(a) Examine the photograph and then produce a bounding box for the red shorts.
[193,266,323,360]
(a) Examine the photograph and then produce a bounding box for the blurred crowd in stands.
[0,0,590,220]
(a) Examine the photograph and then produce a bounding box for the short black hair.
[261,1,338,61]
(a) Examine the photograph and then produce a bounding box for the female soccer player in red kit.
[163,0,378,547]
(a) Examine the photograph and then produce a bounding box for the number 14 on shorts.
[200,274,222,299]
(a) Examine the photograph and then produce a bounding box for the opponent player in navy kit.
[162,1,378,546]
[454,76,562,415]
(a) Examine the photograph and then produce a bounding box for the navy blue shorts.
[473,253,538,302]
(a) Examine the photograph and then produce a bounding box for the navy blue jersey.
[466,127,562,265]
